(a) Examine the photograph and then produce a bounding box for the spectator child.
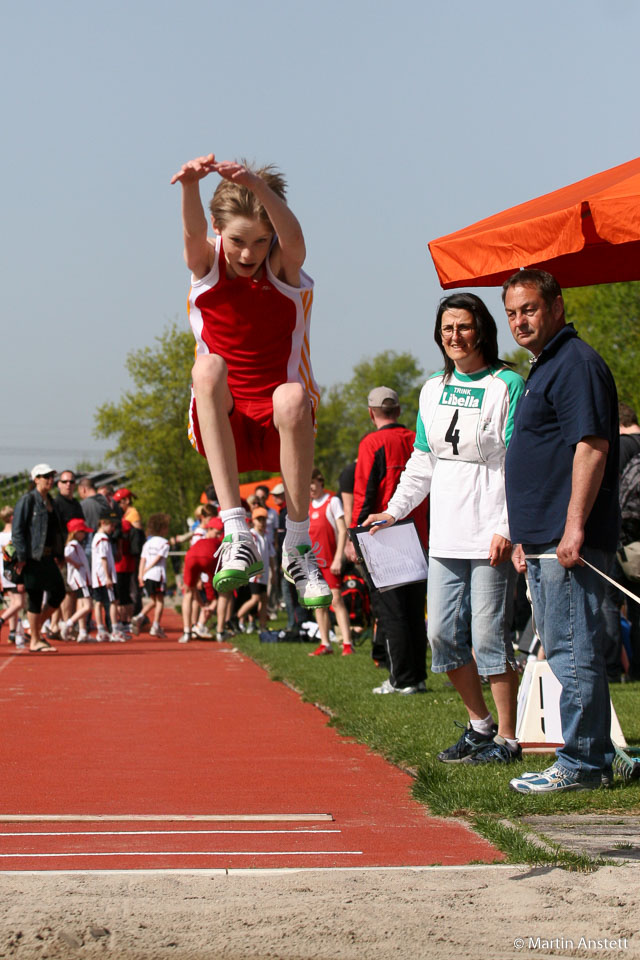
[91,513,124,642]
[134,514,170,639]
[60,519,94,643]
[235,509,273,634]
[307,469,353,656]
[179,517,225,643]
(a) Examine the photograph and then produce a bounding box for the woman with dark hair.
[365,293,526,766]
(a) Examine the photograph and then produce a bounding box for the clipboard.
[348,518,428,592]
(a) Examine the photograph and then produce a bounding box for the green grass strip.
[230,623,640,863]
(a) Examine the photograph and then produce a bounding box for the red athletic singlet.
[187,236,320,471]
[309,495,341,590]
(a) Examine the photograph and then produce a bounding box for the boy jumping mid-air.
[171,153,330,608]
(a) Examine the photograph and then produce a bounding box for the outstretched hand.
[170,154,217,185]
[212,161,261,190]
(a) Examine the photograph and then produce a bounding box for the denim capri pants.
[427,556,516,676]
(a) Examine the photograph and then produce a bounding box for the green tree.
[315,351,425,487]
[564,281,640,412]
[94,323,210,527]
[501,347,531,380]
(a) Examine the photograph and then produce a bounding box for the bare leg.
[28,611,46,649]
[331,589,352,647]
[154,598,164,625]
[216,594,230,634]
[94,602,105,634]
[273,383,315,523]
[182,588,194,633]
[257,594,268,630]
[315,607,332,648]
[488,667,519,740]
[1,592,25,629]
[446,660,491,723]
[236,594,260,620]
[192,354,240,510]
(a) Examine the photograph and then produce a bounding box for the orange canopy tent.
[428,157,640,289]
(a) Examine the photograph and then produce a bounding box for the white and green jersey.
[386,365,525,559]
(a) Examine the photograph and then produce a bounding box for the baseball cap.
[367,386,399,408]
[67,518,93,534]
[271,483,285,496]
[31,463,56,480]
[252,507,268,519]
[206,517,224,531]
[114,488,135,502]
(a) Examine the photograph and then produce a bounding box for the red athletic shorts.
[189,390,281,473]
[183,542,216,591]
[320,565,342,592]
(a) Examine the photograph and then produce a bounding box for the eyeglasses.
[440,323,476,340]
[59,478,75,484]
[37,473,56,480]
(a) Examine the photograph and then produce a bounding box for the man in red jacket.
[348,387,429,694]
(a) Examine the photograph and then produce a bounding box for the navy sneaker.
[437,721,498,763]
[461,735,522,765]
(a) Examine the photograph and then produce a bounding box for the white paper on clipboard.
[353,521,428,591]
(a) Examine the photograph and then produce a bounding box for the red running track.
[0,613,502,871]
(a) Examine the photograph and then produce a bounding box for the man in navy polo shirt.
[503,269,619,794]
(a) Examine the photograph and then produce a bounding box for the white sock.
[284,517,311,551]
[470,714,495,736]
[220,507,249,536]
[504,737,519,752]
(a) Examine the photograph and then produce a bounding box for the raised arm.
[170,154,217,279]
[213,161,306,286]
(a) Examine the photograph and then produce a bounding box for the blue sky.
[2,0,639,475]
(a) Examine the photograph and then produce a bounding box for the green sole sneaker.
[298,592,333,609]
[282,544,333,607]
[213,534,263,593]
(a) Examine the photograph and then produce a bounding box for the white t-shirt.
[250,529,273,586]
[91,530,116,588]
[191,525,207,545]
[140,536,170,583]
[65,539,91,590]
[387,365,525,559]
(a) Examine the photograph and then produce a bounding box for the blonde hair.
[209,162,287,231]
[0,505,14,524]
[194,504,215,522]
[66,529,83,544]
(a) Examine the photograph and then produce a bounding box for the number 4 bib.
[428,383,487,462]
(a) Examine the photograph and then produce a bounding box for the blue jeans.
[428,557,516,676]
[524,543,614,779]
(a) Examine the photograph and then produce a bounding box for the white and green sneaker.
[213,533,263,593]
[282,544,332,608]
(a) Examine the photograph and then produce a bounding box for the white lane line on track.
[0,865,519,876]
[0,814,333,823]
[0,829,341,837]
[0,851,362,858]
[0,658,17,676]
